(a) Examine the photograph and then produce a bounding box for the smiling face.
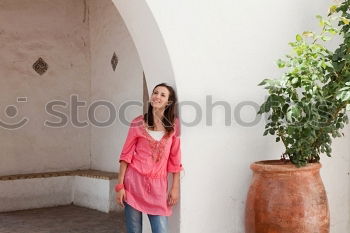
[150,86,170,110]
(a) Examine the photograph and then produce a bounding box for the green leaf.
[291,106,301,118]
[289,42,297,47]
[282,104,289,113]
[316,15,325,27]
[258,79,269,86]
[321,36,331,41]
[287,110,293,122]
[336,91,350,101]
[324,61,333,68]
[277,59,286,68]
[291,77,299,84]
[328,28,338,35]
[295,47,303,56]
[341,17,350,25]
[296,34,303,42]
[272,115,279,122]
[302,31,314,37]
[329,5,338,14]
[338,86,350,92]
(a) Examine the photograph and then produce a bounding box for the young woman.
[115,83,183,233]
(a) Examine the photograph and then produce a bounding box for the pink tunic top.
[119,115,183,216]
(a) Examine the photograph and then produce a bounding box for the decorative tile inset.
[33,57,48,75]
[111,52,118,71]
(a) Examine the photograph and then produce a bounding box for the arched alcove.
[0,0,180,232]
[0,0,145,176]
[111,0,177,91]
[110,1,179,232]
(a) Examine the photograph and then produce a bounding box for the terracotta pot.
[245,160,329,233]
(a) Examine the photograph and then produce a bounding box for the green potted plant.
[245,2,350,233]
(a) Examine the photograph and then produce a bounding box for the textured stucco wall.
[88,0,143,172]
[0,0,143,175]
[0,0,91,175]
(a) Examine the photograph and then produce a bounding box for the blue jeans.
[124,202,168,233]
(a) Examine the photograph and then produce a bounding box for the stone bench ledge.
[0,169,118,181]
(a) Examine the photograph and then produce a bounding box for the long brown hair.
[144,83,178,135]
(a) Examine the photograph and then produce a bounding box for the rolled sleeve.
[119,123,137,164]
[167,120,183,173]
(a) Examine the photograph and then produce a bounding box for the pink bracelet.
[115,183,124,192]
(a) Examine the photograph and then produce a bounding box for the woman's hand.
[116,189,126,208]
[167,186,180,206]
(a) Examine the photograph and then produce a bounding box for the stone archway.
[111,0,177,92]
[110,1,180,233]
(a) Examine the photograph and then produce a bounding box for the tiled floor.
[0,205,126,233]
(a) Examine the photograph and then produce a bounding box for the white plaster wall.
[0,177,73,212]
[111,0,176,93]
[322,124,350,231]
[73,176,110,212]
[109,179,122,212]
[139,0,350,232]
[88,0,143,172]
[0,176,119,213]
[0,0,91,175]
